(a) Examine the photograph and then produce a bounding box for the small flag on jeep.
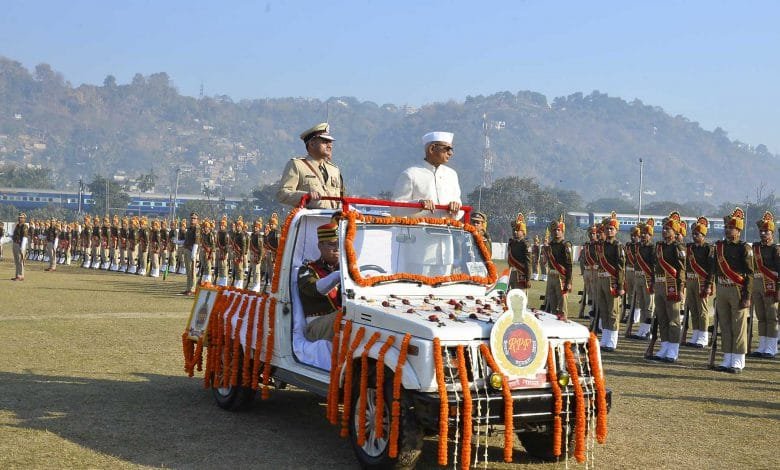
[487,268,510,295]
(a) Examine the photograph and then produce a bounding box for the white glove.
[192,244,199,260]
[315,270,341,295]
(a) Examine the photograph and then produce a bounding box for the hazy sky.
[2,1,779,153]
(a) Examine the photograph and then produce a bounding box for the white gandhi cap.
[422,131,454,146]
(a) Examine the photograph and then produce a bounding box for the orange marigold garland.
[182,331,194,375]
[328,320,353,425]
[251,294,268,391]
[261,297,277,399]
[341,326,367,438]
[357,332,382,446]
[344,211,497,288]
[456,345,473,470]
[375,335,396,438]
[222,296,237,389]
[326,310,345,423]
[230,295,248,387]
[241,295,257,387]
[564,341,587,463]
[479,343,513,462]
[271,208,299,293]
[204,291,228,388]
[433,337,449,466]
[588,332,608,444]
[546,346,563,457]
[389,333,411,458]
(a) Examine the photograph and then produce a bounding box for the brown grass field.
[0,253,777,469]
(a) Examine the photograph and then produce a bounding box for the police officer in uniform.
[544,216,573,319]
[748,211,779,359]
[648,212,686,363]
[181,212,201,295]
[149,218,163,278]
[684,217,715,348]
[580,225,599,318]
[596,212,626,351]
[507,213,531,290]
[712,208,754,373]
[232,217,249,288]
[12,212,29,280]
[277,123,344,209]
[109,215,120,271]
[632,219,656,339]
[624,225,640,323]
[298,222,342,341]
[471,212,492,258]
[248,217,265,292]
[215,216,231,286]
[118,217,129,272]
[44,218,58,271]
[81,216,92,268]
[199,218,216,283]
[263,213,280,286]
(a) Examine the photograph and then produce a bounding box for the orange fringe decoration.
[456,345,473,470]
[546,347,563,457]
[230,296,247,387]
[479,343,513,462]
[358,332,382,446]
[251,295,268,390]
[271,208,299,293]
[564,341,587,463]
[326,310,345,423]
[328,320,353,425]
[261,298,277,399]
[344,211,497,288]
[375,336,396,438]
[389,333,411,458]
[241,295,257,387]
[222,298,236,389]
[588,332,608,444]
[341,327,367,438]
[433,337,449,466]
[182,331,194,375]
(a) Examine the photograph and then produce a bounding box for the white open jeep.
[183,197,611,468]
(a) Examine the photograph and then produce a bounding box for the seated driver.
[297,222,341,342]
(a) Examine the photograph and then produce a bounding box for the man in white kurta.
[392,131,462,220]
[392,132,462,275]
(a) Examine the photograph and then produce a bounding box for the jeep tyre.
[518,427,575,462]
[349,367,423,470]
[212,349,256,411]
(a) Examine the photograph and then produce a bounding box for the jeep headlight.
[557,371,570,387]
[489,373,503,390]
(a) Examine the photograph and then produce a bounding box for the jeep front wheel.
[349,370,423,470]
[212,350,256,411]
[518,428,574,462]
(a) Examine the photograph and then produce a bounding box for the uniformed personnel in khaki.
[713,208,754,373]
[277,122,345,209]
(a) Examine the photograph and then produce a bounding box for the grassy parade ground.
[0,256,777,469]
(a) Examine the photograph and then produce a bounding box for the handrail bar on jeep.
[297,195,473,223]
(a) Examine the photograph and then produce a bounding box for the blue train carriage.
[0,187,90,212]
[569,211,723,236]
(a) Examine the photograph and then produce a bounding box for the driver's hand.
[448,201,461,214]
[308,190,322,201]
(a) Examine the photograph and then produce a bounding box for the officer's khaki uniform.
[544,239,573,317]
[298,259,340,341]
[751,242,779,354]
[182,224,201,293]
[277,156,344,209]
[685,242,714,345]
[12,221,29,278]
[714,239,754,368]
[652,240,686,345]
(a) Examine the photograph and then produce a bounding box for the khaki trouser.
[625,267,635,305]
[46,241,57,269]
[102,246,110,266]
[119,246,127,267]
[685,277,710,331]
[752,277,779,338]
[182,247,196,293]
[305,312,337,342]
[234,254,246,282]
[531,252,540,277]
[110,245,119,266]
[127,245,138,271]
[217,250,230,279]
[634,273,654,324]
[597,273,620,330]
[653,280,682,343]
[138,247,148,273]
[716,283,748,354]
[544,271,567,316]
[583,267,596,310]
[91,241,100,265]
[13,243,26,277]
[200,250,213,280]
[150,252,160,273]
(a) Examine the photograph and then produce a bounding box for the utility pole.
[78,178,84,216]
[478,114,505,211]
[105,177,109,215]
[637,158,644,222]
[171,167,181,221]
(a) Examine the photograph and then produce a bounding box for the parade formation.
[2,122,778,469]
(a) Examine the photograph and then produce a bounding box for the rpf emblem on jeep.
[502,322,538,368]
[489,289,549,379]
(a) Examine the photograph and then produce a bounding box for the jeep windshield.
[345,219,495,287]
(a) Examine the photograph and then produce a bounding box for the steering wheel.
[359,264,387,274]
